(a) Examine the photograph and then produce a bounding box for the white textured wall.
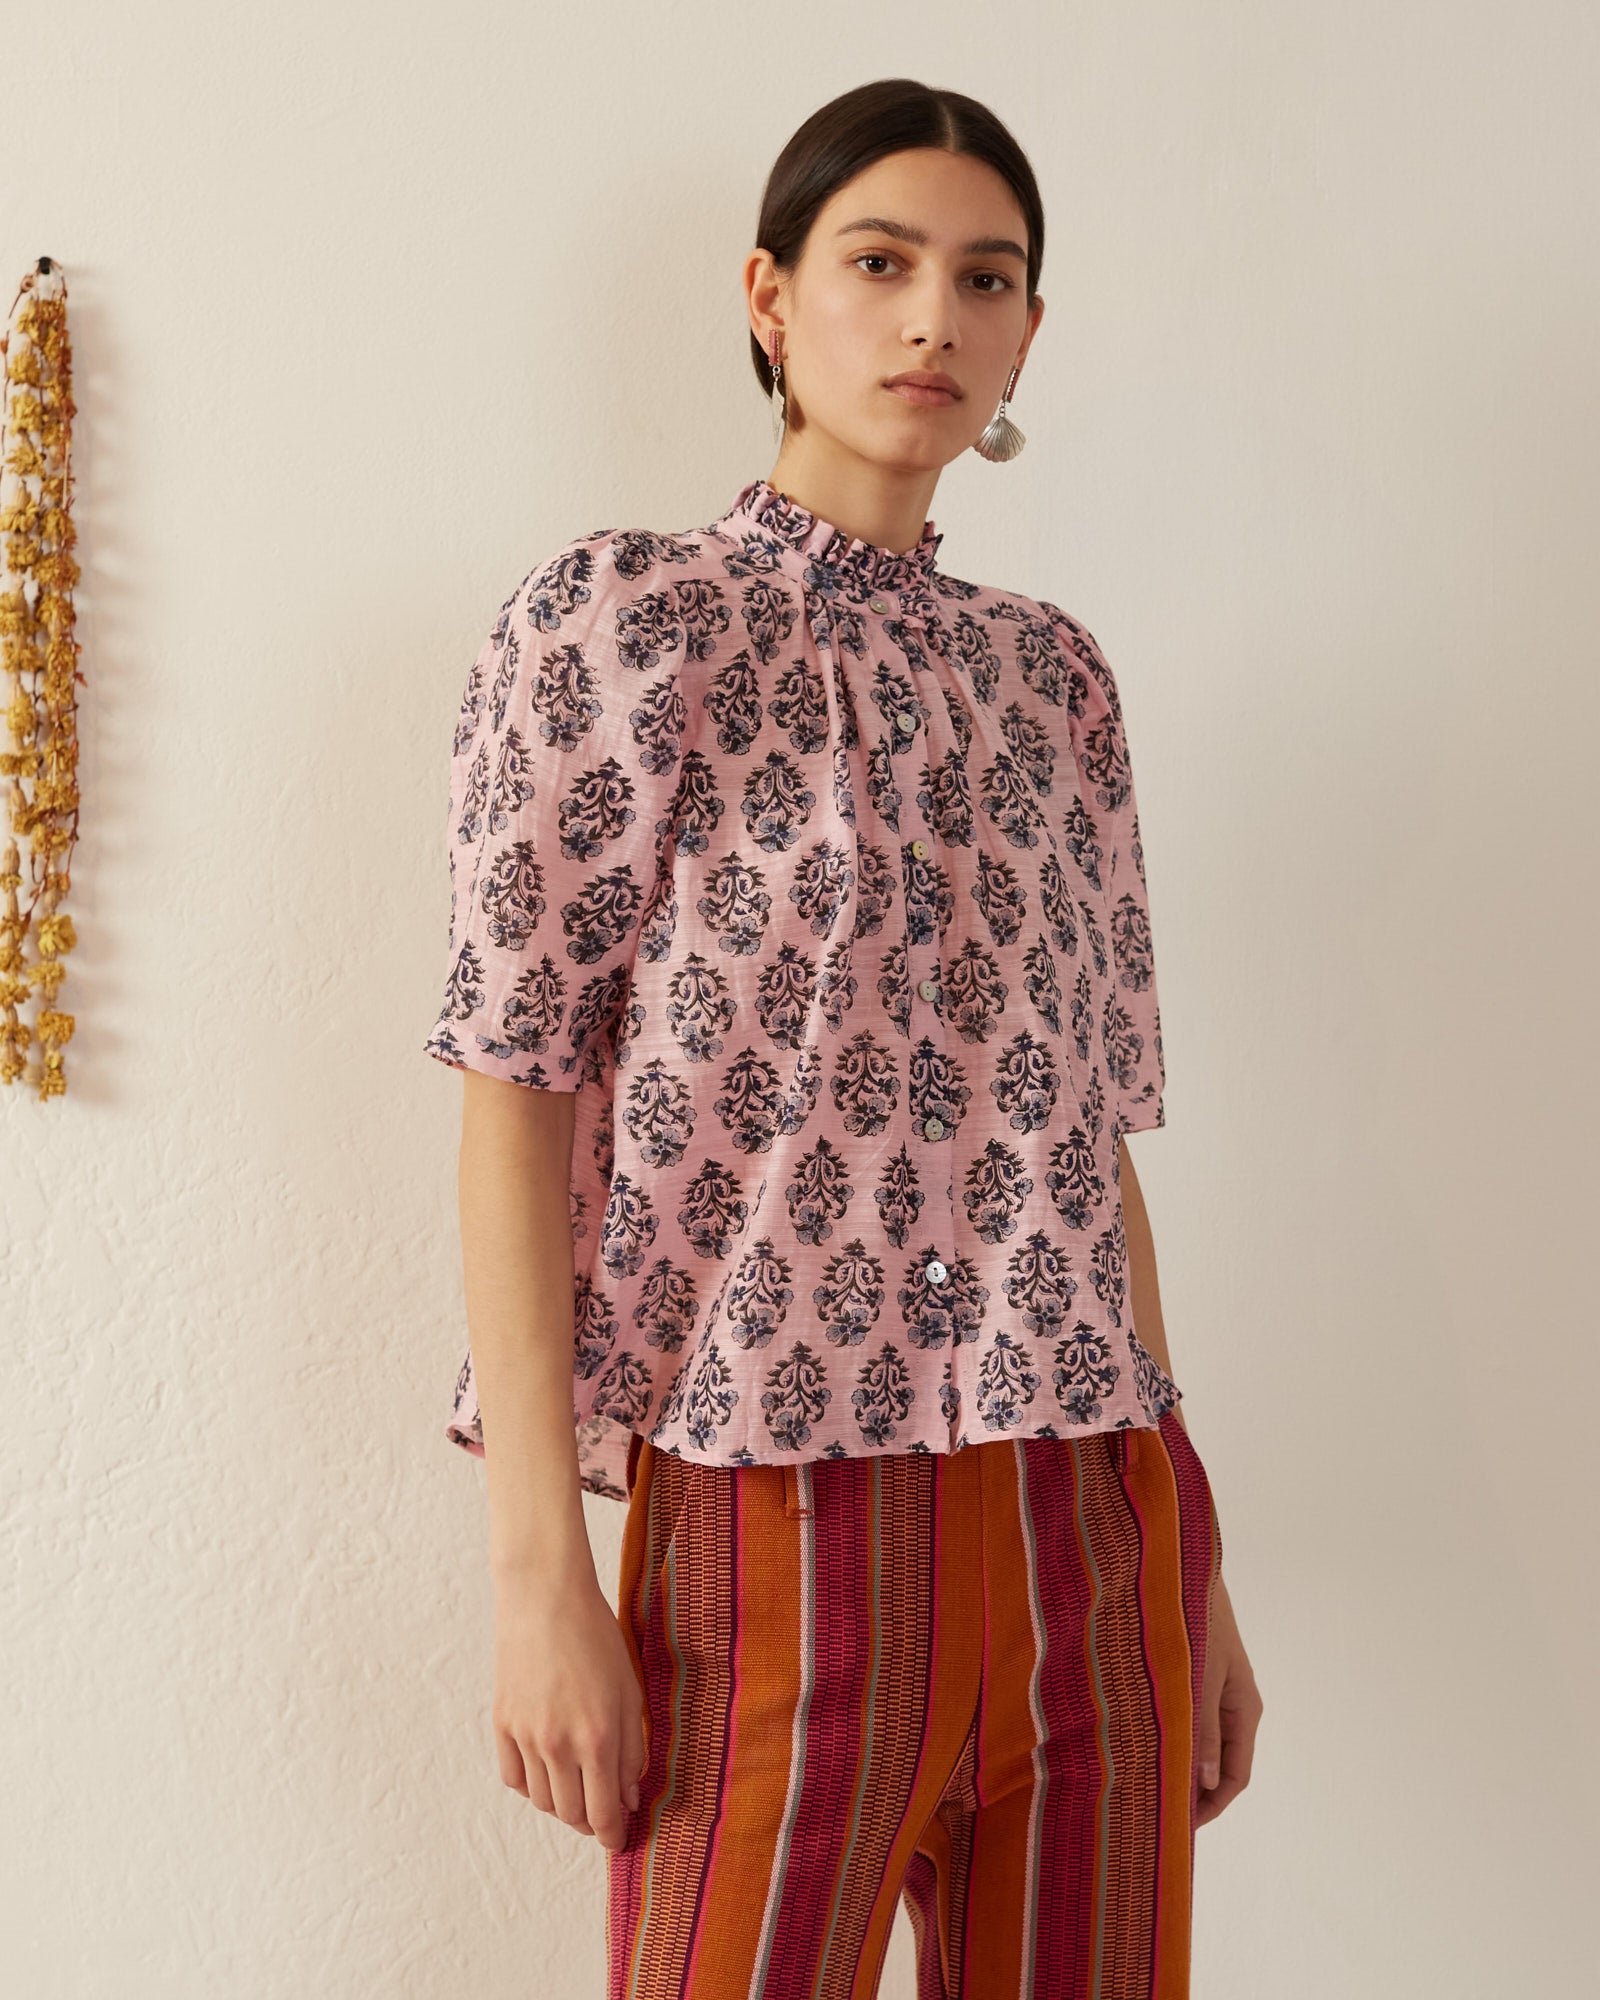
[6,3,1596,1995]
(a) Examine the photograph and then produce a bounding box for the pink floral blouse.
[423,475,1180,1500]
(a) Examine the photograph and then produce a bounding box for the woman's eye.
[852,254,1012,294]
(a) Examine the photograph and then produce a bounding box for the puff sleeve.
[422,535,681,1090]
[1062,616,1167,1135]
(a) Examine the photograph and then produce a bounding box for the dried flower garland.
[0,257,82,1099]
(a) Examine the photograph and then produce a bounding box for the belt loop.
[783,1460,813,1518]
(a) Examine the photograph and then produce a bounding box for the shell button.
[895,710,917,736]
[925,1259,949,1285]
[917,979,940,1002]
[922,1116,946,1141]
[909,838,928,860]
[868,596,890,614]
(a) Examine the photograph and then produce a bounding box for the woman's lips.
[884,382,960,408]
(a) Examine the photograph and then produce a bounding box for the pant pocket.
[619,1439,695,1637]
[782,1459,814,1518]
[1158,1410,1222,1566]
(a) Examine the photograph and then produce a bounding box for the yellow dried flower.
[34,911,75,954]
[0,260,82,1099]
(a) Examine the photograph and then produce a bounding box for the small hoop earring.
[767,330,787,441]
[973,364,1025,462]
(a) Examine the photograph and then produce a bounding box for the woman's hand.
[1196,1575,1263,1826]
[492,1570,648,1854]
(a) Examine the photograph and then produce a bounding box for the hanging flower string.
[0,257,82,1100]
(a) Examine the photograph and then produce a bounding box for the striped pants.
[607,1414,1222,1999]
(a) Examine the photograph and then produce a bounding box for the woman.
[426,77,1262,2000]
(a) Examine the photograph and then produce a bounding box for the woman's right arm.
[458,1069,647,1852]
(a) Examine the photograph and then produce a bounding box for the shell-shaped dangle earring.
[768,330,787,442]
[973,364,1025,462]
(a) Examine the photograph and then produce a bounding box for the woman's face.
[775,147,1044,471]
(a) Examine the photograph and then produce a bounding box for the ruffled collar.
[714,476,943,592]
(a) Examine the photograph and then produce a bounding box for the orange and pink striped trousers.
[607,1413,1222,1999]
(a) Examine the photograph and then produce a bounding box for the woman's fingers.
[499,1730,538,1800]
[620,1680,648,1813]
[582,1745,630,1852]
[544,1743,597,1835]
[1194,1650,1264,1827]
[493,1622,648,1850]
[517,1740,554,1816]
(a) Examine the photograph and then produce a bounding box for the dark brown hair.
[749,80,1045,407]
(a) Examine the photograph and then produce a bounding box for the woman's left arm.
[1120,1135,1265,1826]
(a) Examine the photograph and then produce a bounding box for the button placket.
[879,592,941,752]
[891,615,958,1334]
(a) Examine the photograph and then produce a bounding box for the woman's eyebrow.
[833,216,1028,264]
